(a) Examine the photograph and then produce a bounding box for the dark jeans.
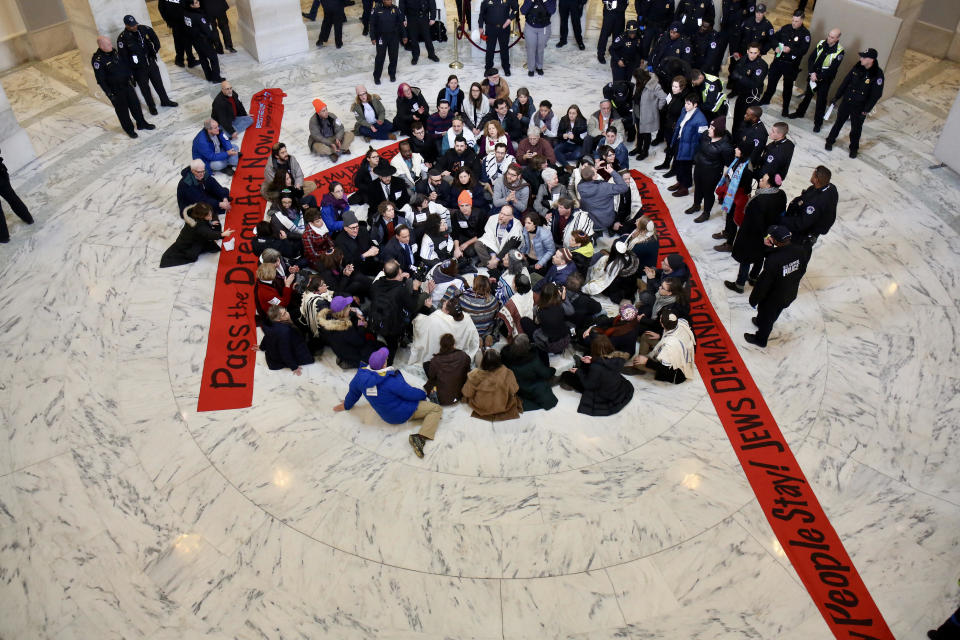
[358,119,395,139]
[673,158,693,188]
[0,170,32,240]
[826,100,868,152]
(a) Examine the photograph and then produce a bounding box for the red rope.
[456,17,525,51]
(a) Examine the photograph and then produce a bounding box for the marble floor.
[1,2,960,638]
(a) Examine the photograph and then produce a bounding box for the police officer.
[728,2,772,81]
[609,21,643,84]
[756,121,794,181]
[759,10,810,116]
[728,41,766,138]
[371,0,406,84]
[597,0,627,64]
[788,28,844,132]
[400,0,440,65]
[713,104,765,250]
[479,0,518,75]
[158,0,197,68]
[674,0,714,37]
[117,16,178,116]
[603,77,635,141]
[555,0,586,50]
[719,0,751,58]
[691,18,723,75]
[637,0,675,59]
[825,47,883,159]
[690,68,727,121]
[744,224,806,347]
[648,22,692,82]
[780,164,838,274]
[184,0,223,83]
[91,36,155,138]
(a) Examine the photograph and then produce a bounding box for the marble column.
[62,0,171,104]
[233,0,308,62]
[0,82,37,174]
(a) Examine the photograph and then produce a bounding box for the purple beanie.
[368,347,390,370]
[330,296,353,313]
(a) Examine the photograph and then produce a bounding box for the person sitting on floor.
[533,167,569,218]
[390,140,427,190]
[519,211,556,277]
[317,295,384,368]
[192,118,238,175]
[177,159,231,219]
[262,141,317,201]
[533,247,576,292]
[515,125,557,166]
[476,205,523,270]
[350,85,396,141]
[301,207,334,269]
[440,116,478,154]
[160,202,234,268]
[559,334,634,416]
[481,142,516,187]
[631,307,696,383]
[308,98,354,162]
[334,346,442,458]
[583,300,641,356]
[501,333,558,411]
[252,220,300,260]
[258,305,314,375]
[583,239,641,302]
[461,348,523,421]
[269,188,306,241]
[409,296,481,364]
[424,333,472,405]
[457,273,502,343]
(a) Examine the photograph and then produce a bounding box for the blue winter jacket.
[344,367,427,424]
[670,109,709,162]
[191,128,236,173]
[519,225,557,269]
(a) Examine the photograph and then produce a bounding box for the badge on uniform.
[805,205,815,214]
[766,154,773,162]
[93,62,100,69]
[756,68,762,75]
[753,138,759,146]
[184,16,192,26]
[118,41,124,48]
[710,41,716,48]
[131,55,139,64]
[877,78,882,85]
[685,46,691,53]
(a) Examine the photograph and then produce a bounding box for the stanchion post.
[449,18,464,69]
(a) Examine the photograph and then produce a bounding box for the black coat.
[395,88,430,135]
[335,227,376,266]
[575,354,634,416]
[556,116,587,144]
[749,242,806,309]
[316,309,380,366]
[260,322,315,371]
[201,0,229,15]
[694,132,735,171]
[501,350,557,411]
[380,236,417,275]
[732,189,787,265]
[159,214,223,268]
[480,111,526,141]
[366,176,411,212]
[436,87,466,113]
[368,277,421,336]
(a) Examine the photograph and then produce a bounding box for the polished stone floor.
[1,2,959,638]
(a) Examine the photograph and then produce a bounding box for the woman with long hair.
[511,88,535,129]
[160,202,234,268]
[654,76,688,173]
[463,82,490,136]
[559,334,634,416]
[461,348,523,420]
[582,239,640,302]
[555,104,588,166]
[436,75,465,113]
[480,119,514,156]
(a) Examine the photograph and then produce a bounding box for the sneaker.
[744,332,766,347]
[409,434,425,458]
[724,280,744,294]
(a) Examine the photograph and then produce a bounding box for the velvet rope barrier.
[455,1,526,52]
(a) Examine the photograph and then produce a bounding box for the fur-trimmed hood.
[317,307,353,331]
[181,205,198,227]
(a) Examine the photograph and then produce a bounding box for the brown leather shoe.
[711,231,726,240]
[714,242,732,252]
[693,212,710,223]
[671,187,689,197]
[667,183,681,191]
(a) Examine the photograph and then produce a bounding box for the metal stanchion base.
[450,61,464,69]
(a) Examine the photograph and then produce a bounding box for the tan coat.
[461,365,522,421]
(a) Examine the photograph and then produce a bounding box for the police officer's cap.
[123,15,138,26]
[669,22,682,32]
[858,48,878,60]
[755,3,767,12]
[766,225,791,242]
[625,20,638,32]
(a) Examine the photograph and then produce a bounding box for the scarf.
[650,318,696,379]
[676,108,696,138]
[444,87,459,112]
[651,292,677,320]
[720,159,746,216]
[745,186,780,212]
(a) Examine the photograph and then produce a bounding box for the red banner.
[304,141,401,192]
[197,89,286,412]
[630,170,893,639]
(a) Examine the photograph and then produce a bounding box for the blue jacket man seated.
[333,347,442,458]
[192,118,239,175]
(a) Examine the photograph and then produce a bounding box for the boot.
[693,211,710,223]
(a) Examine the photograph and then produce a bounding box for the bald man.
[91,36,154,138]
[788,28,845,132]
[211,80,253,139]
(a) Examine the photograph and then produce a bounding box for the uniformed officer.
[780,164,838,274]
[609,21,643,83]
[728,2,772,81]
[825,47,883,159]
[674,0,714,37]
[371,0,406,84]
[755,122,794,181]
[637,0,675,59]
[158,0,197,68]
[719,0,751,58]
[91,36,155,138]
[183,0,223,83]
[690,68,727,121]
[117,16,178,116]
[728,41,766,137]
[479,0,518,75]
[788,28,844,132]
[603,78,636,141]
[691,18,723,75]
[597,0,627,64]
[759,10,810,116]
[648,22,692,83]
[555,0,586,50]
[0,149,34,244]
[744,224,806,347]
[400,0,440,65]
[713,104,765,249]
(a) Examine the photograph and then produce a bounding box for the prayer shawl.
[720,158,746,217]
[497,291,534,339]
[408,310,481,363]
[650,318,696,380]
[300,289,335,337]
